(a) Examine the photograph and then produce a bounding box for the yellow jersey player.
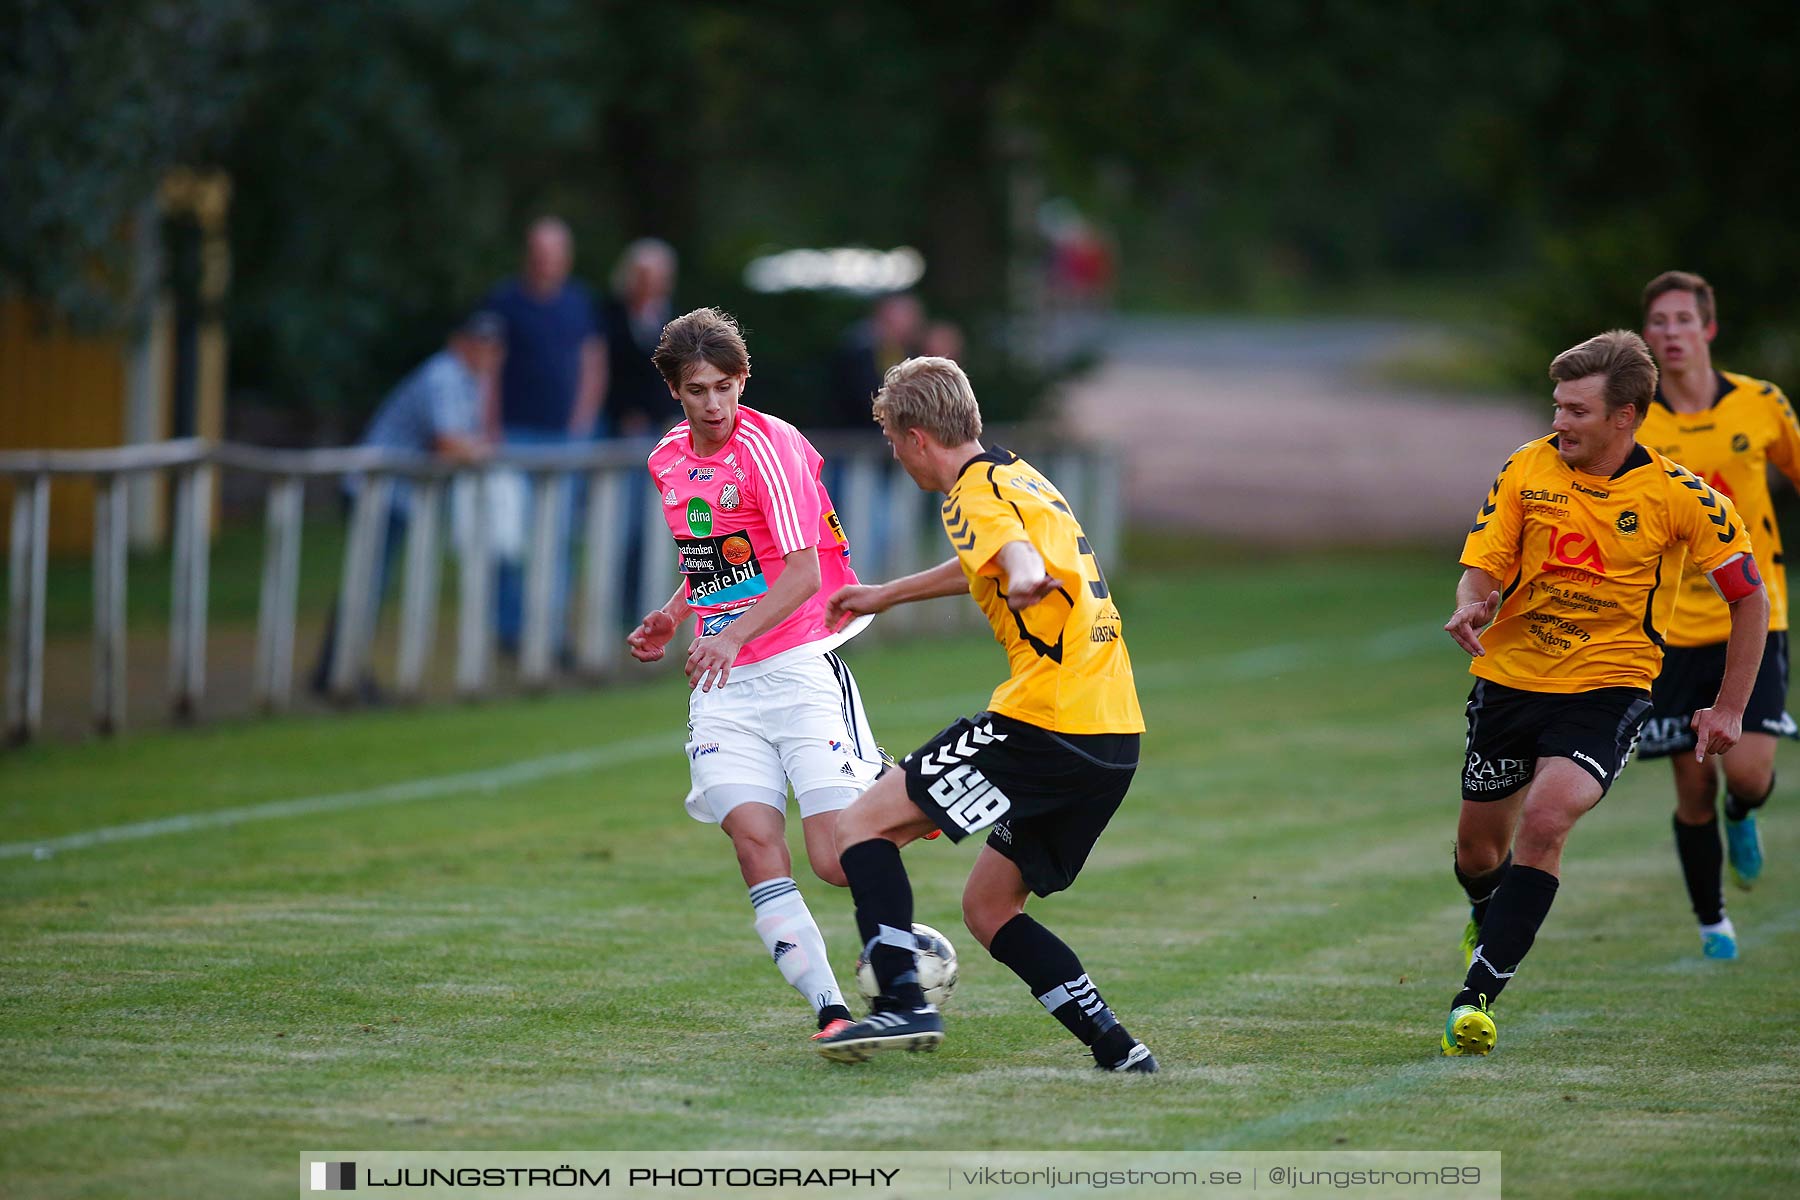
[814,356,1154,1073]
[1636,271,1797,958]
[1440,331,1766,1057]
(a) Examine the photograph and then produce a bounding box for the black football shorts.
[1461,680,1651,802]
[901,711,1138,896]
[1638,631,1796,759]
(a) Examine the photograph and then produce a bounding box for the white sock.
[1700,916,1736,938]
[748,876,846,1016]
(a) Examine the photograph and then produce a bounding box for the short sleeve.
[1459,455,1524,579]
[1764,386,1800,485]
[945,472,1029,577]
[744,423,823,556]
[423,361,475,438]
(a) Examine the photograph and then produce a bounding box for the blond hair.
[1549,330,1658,418]
[871,356,982,444]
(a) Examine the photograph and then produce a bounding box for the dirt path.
[1060,317,1541,546]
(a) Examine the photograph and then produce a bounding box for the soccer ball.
[855,921,959,1009]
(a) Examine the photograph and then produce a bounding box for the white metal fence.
[1,433,1120,744]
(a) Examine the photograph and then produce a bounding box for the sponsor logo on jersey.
[686,497,713,536]
[1542,527,1606,576]
[1732,432,1751,452]
[829,739,843,752]
[700,610,742,637]
[1091,625,1120,643]
[691,742,720,759]
[825,510,847,544]
[688,467,716,481]
[1616,509,1638,536]
[721,535,753,566]
[1521,488,1570,504]
[840,762,857,777]
[677,535,768,607]
[1569,480,1610,498]
[719,483,740,511]
[663,487,680,506]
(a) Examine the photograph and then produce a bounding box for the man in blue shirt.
[310,313,501,700]
[484,217,606,655]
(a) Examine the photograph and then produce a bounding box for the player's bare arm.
[685,545,821,692]
[826,558,968,630]
[1691,555,1770,762]
[994,540,1065,611]
[627,583,691,663]
[1446,566,1504,658]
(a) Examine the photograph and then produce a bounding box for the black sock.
[1672,815,1726,925]
[818,1002,852,1028]
[988,913,1133,1063]
[1454,863,1559,1010]
[1454,848,1512,928]
[838,838,925,1008]
[1724,773,1774,822]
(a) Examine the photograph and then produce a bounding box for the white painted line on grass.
[4,621,1445,863]
[0,738,670,861]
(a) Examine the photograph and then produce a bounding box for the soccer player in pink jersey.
[626,308,883,1039]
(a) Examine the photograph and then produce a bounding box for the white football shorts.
[683,651,884,823]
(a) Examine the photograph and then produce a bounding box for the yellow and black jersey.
[1639,369,1799,646]
[942,448,1144,734]
[1460,435,1755,694]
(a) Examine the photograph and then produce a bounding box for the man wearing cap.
[311,313,502,700]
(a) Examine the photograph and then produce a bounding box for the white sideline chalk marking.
[1,739,668,861]
[1187,1010,1576,1148]
[4,621,1444,862]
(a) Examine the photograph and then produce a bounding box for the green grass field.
[4,548,1797,1198]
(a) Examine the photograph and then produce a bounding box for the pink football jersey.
[647,405,861,669]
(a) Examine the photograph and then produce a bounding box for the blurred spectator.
[825,291,923,431]
[1040,198,1116,307]
[1038,199,1116,360]
[312,312,502,701]
[920,318,966,363]
[603,238,681,437]
[483,216,606,655]
[600,237,681,626]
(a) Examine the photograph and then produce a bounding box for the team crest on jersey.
[1616,510,1638,537]
[1732,433,1751,452]
[719,483,741,511]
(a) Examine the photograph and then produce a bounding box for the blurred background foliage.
[4,0,1797,428]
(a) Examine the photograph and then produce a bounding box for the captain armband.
[1707,553,1764,603]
